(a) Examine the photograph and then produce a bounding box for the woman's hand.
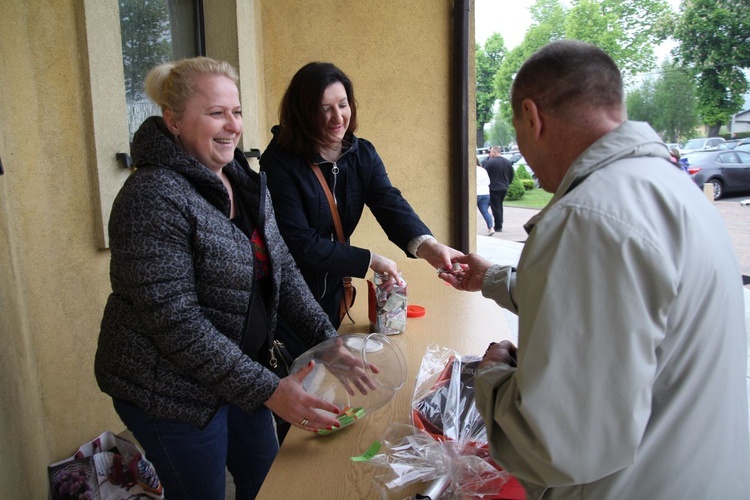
[264,361,342,432]
[416,239,464,271]
[437,253,493,292]
[319,337,380,396]
[370,252,402,287]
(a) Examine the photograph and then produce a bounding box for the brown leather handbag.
[309,162,356,323]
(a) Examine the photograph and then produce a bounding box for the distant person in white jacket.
[440,40,749,499]
[476,157,494,235]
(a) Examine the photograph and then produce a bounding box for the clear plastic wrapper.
[362,344,520,499]
[369,272,408,335]
[290,333,406,435]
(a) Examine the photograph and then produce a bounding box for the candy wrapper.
[368,272,408,335]
[359,344,524,499]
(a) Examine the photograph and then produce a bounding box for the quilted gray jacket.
[95,117,336,428]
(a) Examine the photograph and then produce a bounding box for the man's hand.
[319,337,380,396]
[479,340,517,369]
[438,253,494,292]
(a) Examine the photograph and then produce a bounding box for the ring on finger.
[300,418,309,427]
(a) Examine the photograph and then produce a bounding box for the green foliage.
[494,0,669,125]
[476,34,507,146]
[119,0,172,101]
[486,117,514,148]
[522,179,536,191]
[626,59,698,142]
[652,60,699,142]
[515,164,533,180]
[505,189,554,209]
[673,0,750,135]
[506,177,526,201]
[626,78,657,124]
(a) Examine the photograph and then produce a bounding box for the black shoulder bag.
[239,262,294,378]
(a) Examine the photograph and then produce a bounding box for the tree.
[494,0,567,124]
[493,0,669,124]
[119,0,172,101]
[673,0,750,136]
[486,114,514,147]
[626,77,658,125]
[626,59,698,142]
[651,60,698,142]
[476,34,507,147]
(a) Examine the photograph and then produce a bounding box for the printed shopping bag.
[48,431,163,500]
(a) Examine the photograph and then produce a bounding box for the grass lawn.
[505,188,553,209]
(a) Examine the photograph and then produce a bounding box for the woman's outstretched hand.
[416,239,464,271]
[264,361,342,433]
[437,253,494,292]
[319,337,380,396]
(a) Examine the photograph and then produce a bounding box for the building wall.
[0,2,118,497]
[0,0,471,496]
[731,110,750,134]
[259,0,459,255]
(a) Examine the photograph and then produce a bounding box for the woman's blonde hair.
[144,57,239,119]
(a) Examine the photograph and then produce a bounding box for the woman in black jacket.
[260,62,462,329]
[95,57,358,499]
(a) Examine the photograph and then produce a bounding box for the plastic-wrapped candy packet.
[368,272,408,335]
[353,345,524,499]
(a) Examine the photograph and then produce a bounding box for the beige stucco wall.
[203,0,268,170]
[0,0,472,496]
[0,1,121,497]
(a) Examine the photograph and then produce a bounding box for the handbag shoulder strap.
[309,162,345,243]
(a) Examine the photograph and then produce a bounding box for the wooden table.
[257,259,515,499]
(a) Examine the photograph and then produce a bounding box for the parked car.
[505,152,522,164]
[665,142,682,152]
[680,137,727,154]
[682,149,750,200]
[724,139,750,149]
[736,144,750,153]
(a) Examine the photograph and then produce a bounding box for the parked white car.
[680,137,727,154]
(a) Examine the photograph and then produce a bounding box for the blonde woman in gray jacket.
[95,57,369,499]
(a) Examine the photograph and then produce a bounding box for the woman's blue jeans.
[113,398,278,500]
[477,194,493,229]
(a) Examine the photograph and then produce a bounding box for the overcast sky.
[475,0,681,60]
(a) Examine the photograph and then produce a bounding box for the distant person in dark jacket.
[260,62,462,328]
[482,146,515,232]
[95,57,368,499]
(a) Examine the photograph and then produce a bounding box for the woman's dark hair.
[276,62,358,159]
